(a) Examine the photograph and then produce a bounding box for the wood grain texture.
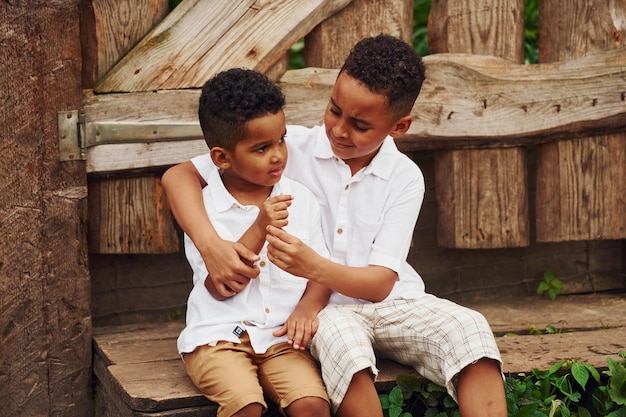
[435,147,529,248]
[82,48,626,174]
[88,176,179,253]
[0,2,91,417]
[304,0,413,68]
[92,294,626,415]
[536,0,626,242]
[81,0,169,88]
[429,0,529,248]
[94,0,352,93]
[83,0,180,254]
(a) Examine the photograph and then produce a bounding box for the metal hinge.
[58,110,203,162]
[58,110,85,161]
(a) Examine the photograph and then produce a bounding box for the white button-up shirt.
[177,165,328,355]
[190,124,426,306]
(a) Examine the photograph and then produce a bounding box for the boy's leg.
[310,304,381,415]
[457,358,507,417]
[257,342,330,417]
[335,369,383,417]
[371,296,506,417]
[183,337,266,417]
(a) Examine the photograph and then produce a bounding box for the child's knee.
[285,396,331,417]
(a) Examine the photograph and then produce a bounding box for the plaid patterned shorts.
[309,294,502,411]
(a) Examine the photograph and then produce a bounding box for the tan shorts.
[183,332,329,417]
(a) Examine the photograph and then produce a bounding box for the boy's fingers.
[234,243,259,263]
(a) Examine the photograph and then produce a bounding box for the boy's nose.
[332,118,348,138]
[270,148,286,163]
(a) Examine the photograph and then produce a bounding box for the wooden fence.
[1,1,625,416]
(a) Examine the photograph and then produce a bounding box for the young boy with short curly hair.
[177,68,331,417]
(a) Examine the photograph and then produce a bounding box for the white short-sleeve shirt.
[177,164,329,355]
[191,124,426,305]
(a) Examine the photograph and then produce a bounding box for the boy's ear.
[210,147,231,169]
[389,115,413,138]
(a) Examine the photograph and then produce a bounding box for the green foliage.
[412,0,431,57]
[379,375,460,417]
[381,353,626,417]
[538,271,564,300]
[524,0,539,64]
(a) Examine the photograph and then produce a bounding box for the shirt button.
[265,307,270,314]
[337,228,343,234]
[260,261,266,267]
[344,184,349,190]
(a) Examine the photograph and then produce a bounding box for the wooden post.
[81,0,180,254]
[429,0,529,248]
[304,0,414,68]
[536,0,626,241]
[0,2,91,416]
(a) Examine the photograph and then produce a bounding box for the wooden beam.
[82,48,626,174]
[535,0,626,242]
[94,0,352,93]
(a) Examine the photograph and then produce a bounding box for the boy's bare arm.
[238,194,292,256]
[266,225,396,302]
[161,161,260,298]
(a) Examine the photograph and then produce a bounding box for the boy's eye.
[329,107,340,116]
[255,145,268,153]
[353,123,368,132]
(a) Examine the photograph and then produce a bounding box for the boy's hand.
[200,239,259,298]
[266,225,320,279]
[257,194,292,230]
[272,304,319,350]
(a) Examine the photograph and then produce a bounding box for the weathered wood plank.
[92,294,626,415]
[88,176,179,253]
[80,0,169,88]
[435,147,529,248]
[82,0,180,254]
[94,0,352,93]
[0,3,92,417]
[429,0,529,249]
[82,48,626,174]
[535,0,626,242]
[304,0,413,68]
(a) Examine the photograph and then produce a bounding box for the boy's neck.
[221,172,273,207]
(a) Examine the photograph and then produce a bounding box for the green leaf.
[389,405,402,417]
[515,403,540,417]
[571,362,590,389]
[537,282,550,295]
[607,357,626,405]
[583,363,601,383]
[607,408,626,417]
[388,386,404,407]
[548,361,565,375]
[379,393,390,409]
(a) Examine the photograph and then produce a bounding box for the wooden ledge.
[93,293,626,416]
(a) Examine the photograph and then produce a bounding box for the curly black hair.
[198,68,285,150]
[340,34,425,117]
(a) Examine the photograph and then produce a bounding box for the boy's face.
[220,110,288,189]
[323,72,410,174]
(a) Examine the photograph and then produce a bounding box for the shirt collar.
[208,167,290,213]
[312,126,398,180]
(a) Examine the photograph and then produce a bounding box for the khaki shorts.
[183,333,329,417]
